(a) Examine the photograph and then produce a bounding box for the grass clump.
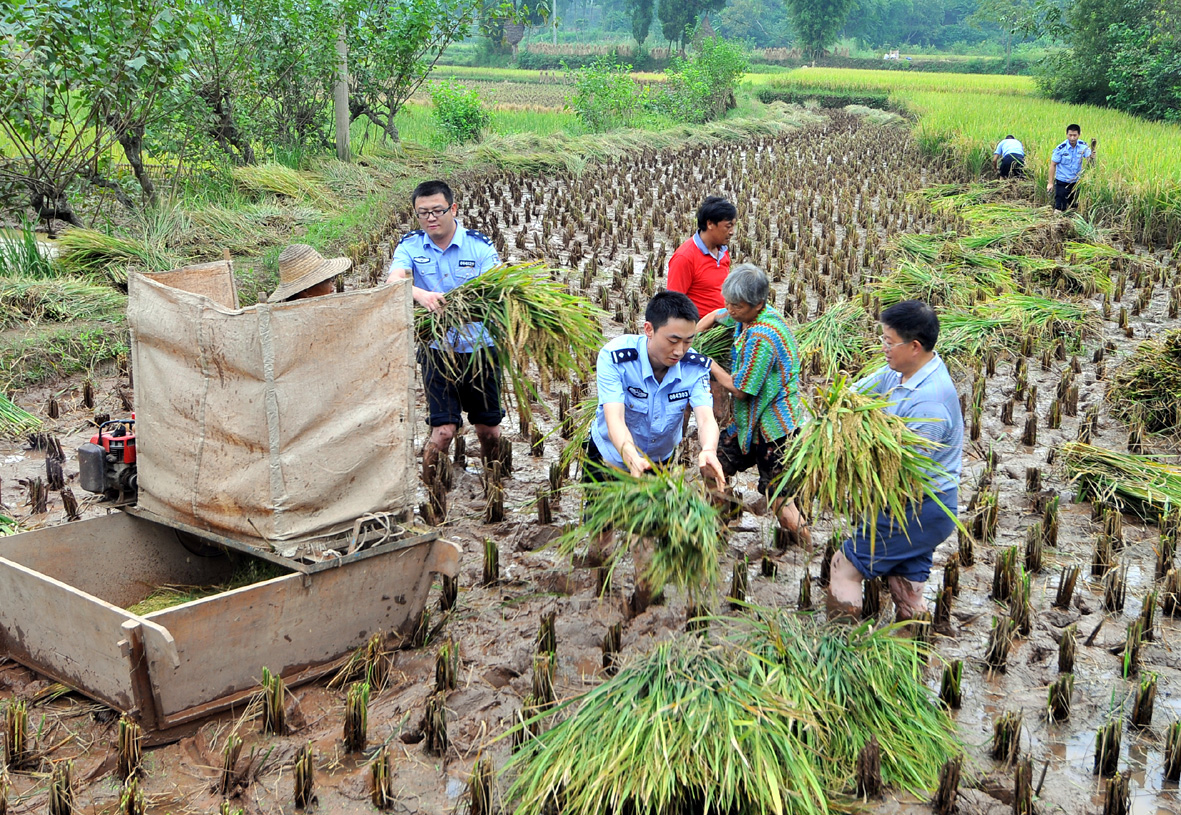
[505,610,960,815]
[0,394,41,438]
[777,376,954,554]
[55,228,176,286]
[231,164,337,209]
[1063,442,1181,518]
[0,219,56,278]
[559,467,724,601]
[1106,330,1181,434]
[0,278,126,328]
[0,321,128,390]
[415,262,605,424]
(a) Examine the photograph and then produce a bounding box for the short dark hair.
[645,291,700,329]
[411,180,454,207]
[880,300,939,352]
[696,196,737,232]
[1066,124,1081,134]
[1005,134,1016,140]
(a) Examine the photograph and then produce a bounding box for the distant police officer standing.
[1047,124,1096,211]
[992,135,1025,179]
[584,291,726,617]
[388,179,503,485]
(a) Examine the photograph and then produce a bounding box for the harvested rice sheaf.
[776,376,954,553]
[1063,442,1181,518]
[1106,329,1181,434]
[414,262,605,424]
[559,467,725,601]
[505,610,960,815]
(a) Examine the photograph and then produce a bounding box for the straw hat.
[270,244,351,302]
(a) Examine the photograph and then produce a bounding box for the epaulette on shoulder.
[610,348,639,364]
[1056,141,1070,150]
[682,352,711,369]
[397,230,424,244]
[466,229,494,245]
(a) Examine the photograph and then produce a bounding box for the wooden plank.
[140,538,459,719]
[0,556,137,709]
[0,513,235,609]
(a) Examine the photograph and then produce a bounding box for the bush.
[429,80,491,144]
[756,88,892,109]
[565,58,645,132]
[656,37,749,124]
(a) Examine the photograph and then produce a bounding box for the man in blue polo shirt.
[584,290,725,617]
[992,134,1025,179]
[388,179,502,486]
[1047,124,1096,211]
[827,300,963,623]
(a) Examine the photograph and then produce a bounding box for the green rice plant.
[55,228,176,286]
[558,467,724,601]
[0,277,126,328]
[872,259,1010,309]
[415,262,605,424]
[1106,329,1181,434]
[0,219,56,278]
[776,376,954,555]
[794,300,872,376]
[506,609,960,815]
[0,393,41,437]
[1063,442,1181,518]
[231,164,337,209]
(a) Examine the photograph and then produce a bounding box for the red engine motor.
[78,417,137,500]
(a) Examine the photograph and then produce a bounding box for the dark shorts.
[581,438,670,523]
[842,488,959,583]
[998,154,1025,178]
[717,430,794,498]
[1053,179,1079,211]
[419,347,504,428]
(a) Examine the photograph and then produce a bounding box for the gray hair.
[721,263,769,307]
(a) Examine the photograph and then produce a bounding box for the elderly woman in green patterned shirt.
[696,263,810,543]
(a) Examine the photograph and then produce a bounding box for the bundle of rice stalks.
[794,300,872,376]
[738,611,960,794]
[0,393,41,437]
[1106,329,1181,433]
[890,232,950,263]
[180,204,289,255]
[0,277,126,327]
[1005,253,1113,295]
[1063,442,1181,518]
[558,467,724,601]
[934,310,1019,362]
[55,229,175,286]
[985,294,1098,346]
[231,164,337,209]
[693,322,734,369]
[505,609,960,815]
[505,634,827,815]
[872,260,1009,309]
[913,182,1003,210]
[415,262,605,423]
[776,376,953,552]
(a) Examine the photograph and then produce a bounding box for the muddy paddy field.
[2,111,1181,814]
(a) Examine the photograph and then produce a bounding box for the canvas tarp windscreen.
[128,273,415,542]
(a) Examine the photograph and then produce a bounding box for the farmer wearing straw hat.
[387,179,503,484]
[827,300,963,623]
[270,244,351,302]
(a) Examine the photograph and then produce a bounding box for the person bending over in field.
[387,179,503,488]
[695,263,810,546]
[826,300,964,622]
[584,291,725,618]
[992,135,1026,179]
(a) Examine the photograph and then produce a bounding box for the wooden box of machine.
[0,512,457,732]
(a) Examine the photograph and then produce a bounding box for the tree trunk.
[117,124,157,206]
[30,186,83,237]
[199,85,255,165]
[334,26,351,162]
[82,170,136,210]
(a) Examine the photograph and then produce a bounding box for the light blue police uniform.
[390,220,499,352]
[590,334,713,470]
[993,137,1024,158]
[1051,139,1092,183]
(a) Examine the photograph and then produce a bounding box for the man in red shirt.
[667,196,736,316]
